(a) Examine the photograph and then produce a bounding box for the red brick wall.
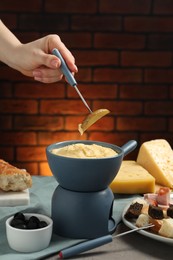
[0,0,173,175]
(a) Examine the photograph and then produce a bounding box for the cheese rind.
[137,139,173,188]
[110,160,155,194]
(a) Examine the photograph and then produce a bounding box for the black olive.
[26,216,40,229]
[13,212,25,221]
[14,223,27,229]
[38,221,48,228]
[10,218,25,227]
[10,212,49,230]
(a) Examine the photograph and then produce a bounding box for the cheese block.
[109,160,155,194]
[137,139,173,188]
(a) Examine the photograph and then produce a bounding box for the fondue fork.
[52,48,110,134]
[57,224,154,259]
[52,48,92,114]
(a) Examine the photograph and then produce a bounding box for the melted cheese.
[137,139,173,188]
[110,160,155,194]
[51,143,117,158]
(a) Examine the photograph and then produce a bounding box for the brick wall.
[0,0,173,175]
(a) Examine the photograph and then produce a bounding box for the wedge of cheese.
[109,160,155,194]
[137,139,173,188]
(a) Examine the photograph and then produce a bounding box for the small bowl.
[46,140,137,192]
[6,213,53,253]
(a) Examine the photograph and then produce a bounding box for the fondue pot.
[46,140,137,239]
[46,140,137,192]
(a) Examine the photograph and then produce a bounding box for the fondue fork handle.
[58,224,154,259]
[52,48,77,87]
[58,235,112,259]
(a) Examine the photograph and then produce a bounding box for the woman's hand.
[13,35,78,83]
[0,20,77,83]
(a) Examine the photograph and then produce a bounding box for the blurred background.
[0,0,173,175]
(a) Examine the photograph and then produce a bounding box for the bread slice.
[0,159,32,191]
[137,139,173,188]
[136,213,150,227]
[159,218,173,238]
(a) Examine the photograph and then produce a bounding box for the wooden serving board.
[0,189,30,206]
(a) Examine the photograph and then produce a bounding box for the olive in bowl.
[6,212,53,253]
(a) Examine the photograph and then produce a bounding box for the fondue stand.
[46,140,137,239]
[52,184,115,239]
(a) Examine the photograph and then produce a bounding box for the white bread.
[158,218,173,238]
[136,214,150,227]
[0,159,32,191]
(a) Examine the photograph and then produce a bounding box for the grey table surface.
[45,223,173,260]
